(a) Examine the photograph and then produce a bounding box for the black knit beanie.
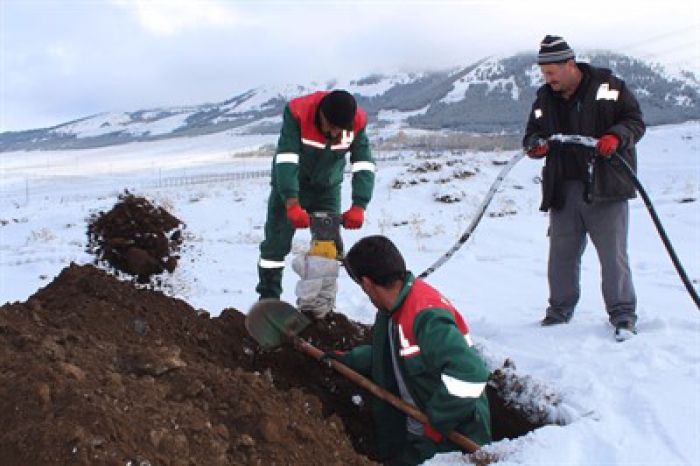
[320,90,357,130]
[537,35,575,64]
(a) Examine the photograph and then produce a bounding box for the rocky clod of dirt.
[0,263,376,465]
[86,193,184,283]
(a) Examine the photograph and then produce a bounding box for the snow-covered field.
[1,122,698,465]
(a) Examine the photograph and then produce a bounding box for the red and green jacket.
[272,91,375,208]
[339,273,492,458]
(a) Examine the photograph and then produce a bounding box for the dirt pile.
[0,262,547,465]
[0,264,377,465]
[86,193,184,283]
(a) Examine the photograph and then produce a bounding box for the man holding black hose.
[523,35,646,341]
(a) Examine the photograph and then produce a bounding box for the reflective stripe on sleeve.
[276,153,299,164]
[442,373,486,398]
[258,258,285,269]
[352,161,375,173]
[534,108,543,119]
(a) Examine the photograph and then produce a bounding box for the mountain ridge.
[1,50,697,152]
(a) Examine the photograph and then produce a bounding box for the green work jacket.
[340,273,492,459]
[272,91,375,208]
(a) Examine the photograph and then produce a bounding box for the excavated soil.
[0,263,377,465]
[0,264,540,465]
[0,193,542,465]
[86,193,184,284]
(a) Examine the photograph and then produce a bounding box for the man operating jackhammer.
[255,90,376,316]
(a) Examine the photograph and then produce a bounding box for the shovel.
[245,299,481,454]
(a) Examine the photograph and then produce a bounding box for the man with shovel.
[338,235,492,465]
[256,90,376,307]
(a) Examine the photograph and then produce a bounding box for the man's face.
[319,111,344,140]
[359,277,385,311]
[540,61,575,94]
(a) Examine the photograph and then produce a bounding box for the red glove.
[286,204,310,229]
[319,350,346,367]
[596,134,620,157]
[342,206,365,229]
[526,141,548,158]
[423,422,442,443]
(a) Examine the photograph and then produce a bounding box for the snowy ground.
[1,122,699,465]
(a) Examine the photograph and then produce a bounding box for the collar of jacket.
[387,272,415,316]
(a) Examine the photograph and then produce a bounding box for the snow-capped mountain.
[1,51,697,152]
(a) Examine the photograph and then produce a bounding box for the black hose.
[612,152,700,309]
[418,151,526,279]
[414,133,700,311]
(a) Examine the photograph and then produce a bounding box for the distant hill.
[1,51,697,152]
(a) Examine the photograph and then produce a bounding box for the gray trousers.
[546,181,637,326]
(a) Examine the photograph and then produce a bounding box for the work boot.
[540,315,570,326]
[614,320,637,342]
[256,265,283,300]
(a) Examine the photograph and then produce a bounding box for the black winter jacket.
[524,63,646,211]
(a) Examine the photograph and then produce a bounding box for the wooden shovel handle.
[294,337,481,453]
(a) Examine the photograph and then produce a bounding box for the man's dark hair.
[319,90,357,130]
[345,235,407,286]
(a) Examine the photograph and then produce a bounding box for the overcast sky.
[1,0,698,132]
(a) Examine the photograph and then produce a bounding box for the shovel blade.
[245,299,312,348]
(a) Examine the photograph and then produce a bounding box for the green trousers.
[256,185,340,300]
